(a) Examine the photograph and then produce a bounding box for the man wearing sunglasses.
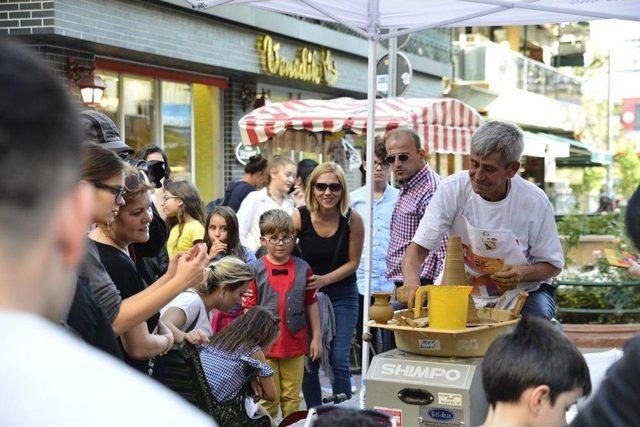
[385,129,447,308]
[403,121,563,319]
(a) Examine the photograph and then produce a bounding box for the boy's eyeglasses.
[262,236,294,245]
[384,153,409,164]
[313,183,342,193]
[92,182,125,202]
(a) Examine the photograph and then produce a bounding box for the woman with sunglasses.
[89,165,209,375]
[292,162,364,408]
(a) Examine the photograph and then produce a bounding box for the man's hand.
[309,336,323,361]
[491,264,525,294]
[399,279,420,309]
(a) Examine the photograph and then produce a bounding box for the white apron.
[435,215,540,310]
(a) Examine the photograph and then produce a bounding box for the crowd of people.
[5,39,640,427]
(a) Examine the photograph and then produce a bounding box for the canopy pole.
[359,34,377,410]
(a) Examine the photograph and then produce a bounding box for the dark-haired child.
[200,306,279,425]
[482,316,591,427]
[244,209,322,419]
[205,206,257,333]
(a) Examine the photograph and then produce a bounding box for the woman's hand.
[305,274,328,290]
[174,243,209,290]
[156,321,175,354]
[208,239,227,258]
[241,289,255,307]
[250,377,263,402]
[183,328,210,345]
[165,253,183,279]
[309,336,322,361]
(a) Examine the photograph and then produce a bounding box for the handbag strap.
[184,289,203,333]
[328,208,352,271]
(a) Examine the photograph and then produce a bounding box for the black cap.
[79,110,134,155]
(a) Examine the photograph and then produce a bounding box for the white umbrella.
[187,0,640,407]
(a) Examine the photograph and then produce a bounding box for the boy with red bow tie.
[244,209,322,419]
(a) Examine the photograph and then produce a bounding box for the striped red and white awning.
[238,97,483,154]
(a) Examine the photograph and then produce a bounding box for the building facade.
[1,0,453,201]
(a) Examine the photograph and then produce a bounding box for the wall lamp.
[66,57,106,107]
[241,86,271,112]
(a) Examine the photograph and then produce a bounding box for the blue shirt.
[350,184,399,294]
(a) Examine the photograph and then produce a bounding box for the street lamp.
[241,86,271,111]
[66,57,106,107]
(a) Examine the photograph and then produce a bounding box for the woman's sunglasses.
[124,170,150,192]
[93,182,125,202]
[313,183,343,193]
[384,153,410,164]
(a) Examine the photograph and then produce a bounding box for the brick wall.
[0,1,54,36]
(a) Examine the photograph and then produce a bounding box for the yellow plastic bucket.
[427,285,473,330]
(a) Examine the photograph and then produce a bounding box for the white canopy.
[188,0,640,38]
[186,0,640,407]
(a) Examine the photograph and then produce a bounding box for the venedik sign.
[256,35,338,86]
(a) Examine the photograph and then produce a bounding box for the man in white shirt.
[402,121,563,318]
[0,40,214,426]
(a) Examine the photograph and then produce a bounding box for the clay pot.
[370,292,394,324]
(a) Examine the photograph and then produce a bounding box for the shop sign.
[235,142,260,165]
[256,34,338,86]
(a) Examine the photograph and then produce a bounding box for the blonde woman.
[237,156,297,253]
[160,256,254,344]
[292,162,364,407]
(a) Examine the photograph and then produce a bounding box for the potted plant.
[555,213,640,347]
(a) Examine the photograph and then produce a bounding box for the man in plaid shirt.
[385,128,447,305]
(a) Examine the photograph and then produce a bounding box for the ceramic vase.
[370,291,394,324]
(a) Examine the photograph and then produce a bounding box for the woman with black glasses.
[89,165,209,375]
[292,162,364,408]
[70,144,207,362]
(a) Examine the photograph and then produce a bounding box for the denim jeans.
[521,283,556,319]
[302,284,359,409]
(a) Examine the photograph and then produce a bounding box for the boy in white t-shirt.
[401,121,564,318]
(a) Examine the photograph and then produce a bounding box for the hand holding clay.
[491,264,522,294]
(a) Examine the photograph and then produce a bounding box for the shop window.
[97,71,119,125]
[94,67,222,199]
[123,76,155,154]
[193,83,221,203]
[162,81,192,182]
